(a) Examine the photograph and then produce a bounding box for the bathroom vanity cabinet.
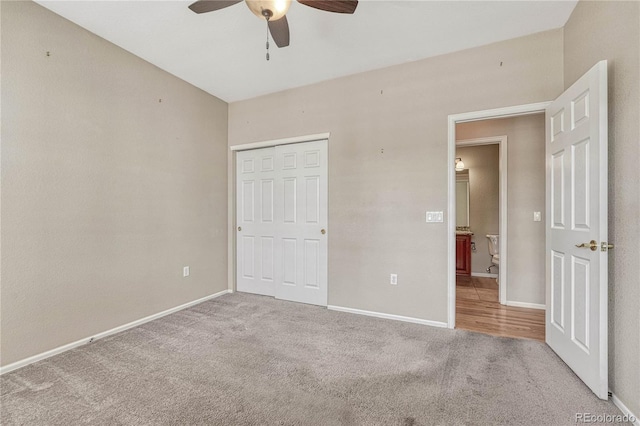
[456,234,472,276]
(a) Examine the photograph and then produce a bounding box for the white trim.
[471,272,498,278]
[597,60,610,400]
[506,300,546,310]
[0,290,232,375]
[610,392,640,426]
[448,101,551,329]
[452,102,552,124]
[230,132,330,151]
[457,135,508,305]
[327,305,448,328]
[447,115,457,328]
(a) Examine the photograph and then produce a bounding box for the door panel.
[275,141,328,306]
[261,179,274,222]
[545,60,608,399]
[282,238,297,285]
[304,239,319,287]
[572,139,590,230]
[236,147,276,296]
[550,250,565,331]
[261,237,274,281]
[551,152,565,228]
[242,180,255,222]
[283,178,297,223]
[241,236,255,279]
[571,255,590,351]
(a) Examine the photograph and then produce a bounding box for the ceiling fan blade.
[188,0,243,14]
[297,0,358,14]
[268,16,290,48]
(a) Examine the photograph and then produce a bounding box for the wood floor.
[455,276,545,341]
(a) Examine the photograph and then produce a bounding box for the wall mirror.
[456,172,470,227]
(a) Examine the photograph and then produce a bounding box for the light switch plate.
[533,212,542,222]
[183,266,190,277]
[426,211,444,223]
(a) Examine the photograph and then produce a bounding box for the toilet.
[486,234,499,281]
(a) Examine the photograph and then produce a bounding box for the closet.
[235,140,328,306]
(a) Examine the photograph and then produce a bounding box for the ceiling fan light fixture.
[246,0,292,21]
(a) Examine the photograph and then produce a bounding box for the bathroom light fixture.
[455,158,465,172]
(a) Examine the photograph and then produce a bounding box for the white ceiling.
[35,0,578,102]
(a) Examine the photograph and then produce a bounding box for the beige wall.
[457,115,546,306]
[1,2,229,366]
[455,145,500,276]
[564,0,640,415]
[229,29,564,321]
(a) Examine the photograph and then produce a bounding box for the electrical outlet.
[183,266,190,277]
[390,274,398,285]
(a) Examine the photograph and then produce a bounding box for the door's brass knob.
[237,226,242,231]
[321,229,326,235]
[576,240,597,251]
[601,242,614,252]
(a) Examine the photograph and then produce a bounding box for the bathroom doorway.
[455,138,504,299]
[451,112,546,341]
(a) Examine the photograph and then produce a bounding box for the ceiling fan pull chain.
[265,18,270,61]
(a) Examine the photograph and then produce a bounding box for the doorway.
[455,136,506,303]
[448,105,550,341]
[453,134,544,340]
[454,127,546,341]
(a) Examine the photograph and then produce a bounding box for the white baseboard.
[471,272,498,278]
[327,305,448,328]
[506,300,546,310]
[0,289,232,375]
[610,391,639,426]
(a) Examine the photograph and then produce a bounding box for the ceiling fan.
[188,0,358,50]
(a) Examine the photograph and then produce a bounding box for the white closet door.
[236,147,276,296]
[274,141,328,306]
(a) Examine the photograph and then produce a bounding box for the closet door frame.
[230,133,330,305]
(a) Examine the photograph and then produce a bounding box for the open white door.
[545,60,609,399]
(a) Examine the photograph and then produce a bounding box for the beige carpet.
[0,292,625,425]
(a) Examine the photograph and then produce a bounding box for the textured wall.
[455,145,500,276]
[564,0,640,416]
[1,2,229,366]
[457,115,546,306]
[229,30,564,322]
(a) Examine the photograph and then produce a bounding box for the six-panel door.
[545,61,608,399]
[236,147,276,296]
[274,141,328,306]
[236,140,328,306]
